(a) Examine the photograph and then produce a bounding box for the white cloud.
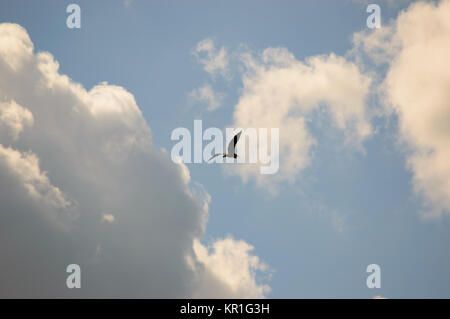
[191,237,271,298]
[189,84,224,111]
[0,23,270,297]
[0,99,33,140]
[352,23,400,66]
[0,144,76,229]
[193,38,230,79]
[357,0,450,217]
[229,48,372,191]
[0,23,33,71]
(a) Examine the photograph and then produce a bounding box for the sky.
[0,0,450,298]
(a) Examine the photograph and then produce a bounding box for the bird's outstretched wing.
[227,131,242,155]
[208,153,225,162]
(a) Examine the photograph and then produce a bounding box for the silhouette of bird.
[208,131,242,161]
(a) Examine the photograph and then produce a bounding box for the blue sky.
[1,0,450,298]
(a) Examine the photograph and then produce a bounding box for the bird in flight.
[208,131,242,161]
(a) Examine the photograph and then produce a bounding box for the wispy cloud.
[193,38,230,79]
[189,84,224,111]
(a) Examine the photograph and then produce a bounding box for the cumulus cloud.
[191,237,271,298]
[229,48,372,191]
[189,84,224,111]
[0,23,33,71]
[352,23,400,66]
[0,144,76,229]
[193,38,230,79]
[356,0,450,217]
[0,100,33,140]
[0,23,269,297]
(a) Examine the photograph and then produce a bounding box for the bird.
[208,131,242,161]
